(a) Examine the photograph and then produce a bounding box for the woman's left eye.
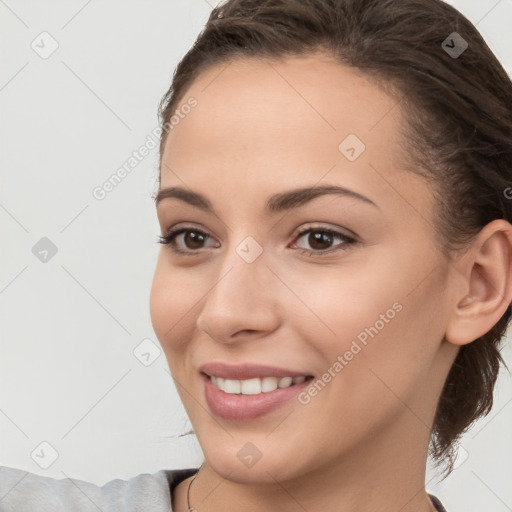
[291,227,356,255]
[157,226,356,256]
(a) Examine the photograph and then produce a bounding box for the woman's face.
[150,53,460,483]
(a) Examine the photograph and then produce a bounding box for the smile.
[208,375,309,394]
[201,370,314,420]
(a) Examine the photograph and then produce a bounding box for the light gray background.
[1,1,511,511]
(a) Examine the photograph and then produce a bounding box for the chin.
[196,432,311,485]
[208,453,302,484]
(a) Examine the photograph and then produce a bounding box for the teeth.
[224,379,241,393]
[278,376,292,388]
[210,375,308,394]
[240,378,261,395]
[211,376,225,391]
[261,376,278,392]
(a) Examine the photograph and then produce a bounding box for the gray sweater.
[0,465,448,511]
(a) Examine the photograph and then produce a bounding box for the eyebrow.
[154,184,378,214]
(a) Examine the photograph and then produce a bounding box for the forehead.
[159,53,431,223]
[162,52,403,166]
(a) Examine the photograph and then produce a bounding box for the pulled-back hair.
[158,0,512,477]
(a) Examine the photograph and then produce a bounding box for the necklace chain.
[186,468,200,512]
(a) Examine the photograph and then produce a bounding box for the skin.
[150,52,512,512]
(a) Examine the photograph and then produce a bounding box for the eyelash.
[157,225,357,257]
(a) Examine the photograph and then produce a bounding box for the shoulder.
[0,465,198,512]
[428,493,449,512]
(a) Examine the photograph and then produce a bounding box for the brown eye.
[158,227,219,255]
[307,231,335,250]
[293,227,356,256]
[182,230,208,250]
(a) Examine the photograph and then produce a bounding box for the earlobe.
[445,219,512,346]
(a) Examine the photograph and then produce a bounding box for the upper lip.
[199,362,312,380]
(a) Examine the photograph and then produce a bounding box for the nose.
[196,247,281,344]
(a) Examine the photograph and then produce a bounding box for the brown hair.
[157,0,512,477]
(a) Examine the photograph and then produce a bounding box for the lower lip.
[203,373,312,421]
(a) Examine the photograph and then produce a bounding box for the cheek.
[312,261,448,423]
[149,257,200,351]
[284,246,446,391]
[278,261,404,356]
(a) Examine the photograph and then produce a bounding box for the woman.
[1,0,511,511]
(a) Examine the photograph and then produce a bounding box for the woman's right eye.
[157,227,219,256]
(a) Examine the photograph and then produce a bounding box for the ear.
[445,219,512,346]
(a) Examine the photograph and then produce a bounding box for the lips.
[199,362,312,380]
[199,362,314,420]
